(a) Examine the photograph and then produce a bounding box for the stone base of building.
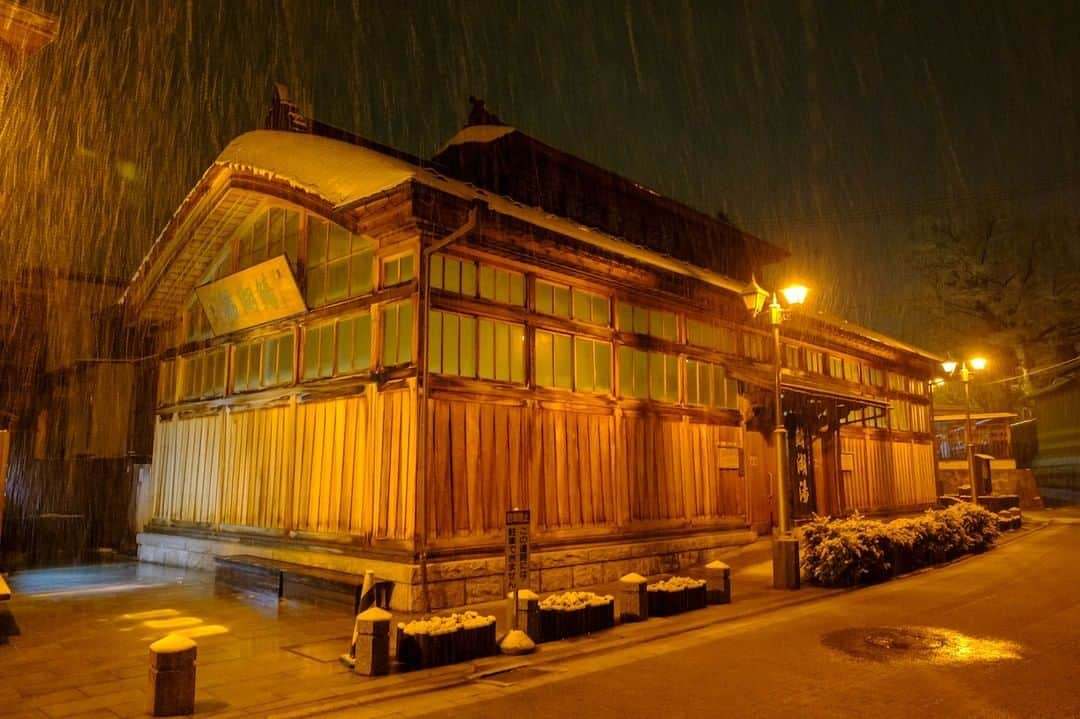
[939,467,1043,508]
[137,526,757,612]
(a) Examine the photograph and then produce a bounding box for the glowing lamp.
[968,357,987,371]
[741,277,769,316]
[780,284,809,306]
[941,360,958,375]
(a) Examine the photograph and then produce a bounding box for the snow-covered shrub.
[800,504,1001,587]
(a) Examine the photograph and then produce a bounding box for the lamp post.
[941,357,987,505]
[742,279,808,590]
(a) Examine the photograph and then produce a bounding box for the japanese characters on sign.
[505,508,530,592]
[196,255,306,336]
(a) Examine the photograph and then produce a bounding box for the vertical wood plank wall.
[151,382,417,542]
[426,396,746,540]
[839,432,937,510]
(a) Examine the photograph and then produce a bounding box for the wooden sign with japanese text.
[196,255,305,336]
[505,508,531,591]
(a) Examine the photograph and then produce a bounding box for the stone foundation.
[938,467,1043,508]
[138,526,756,612]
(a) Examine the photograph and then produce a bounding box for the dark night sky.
[3,0,1078,345]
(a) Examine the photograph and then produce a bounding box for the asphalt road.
[350,519,1080,719]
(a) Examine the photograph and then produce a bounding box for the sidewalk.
[1,517,1049,719]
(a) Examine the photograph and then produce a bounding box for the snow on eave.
[796,311,944,365]
[438,123,516,153]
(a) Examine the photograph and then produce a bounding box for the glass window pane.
[354,314,371,370]
[593,295,609,325]
[337,317,355,374]
[553,333,572,388]
[461,260,476,296]
[510,324,525,383]
[633,306,650,334]
[350,252,373,295]
[284,210,300,264]
[618,347,633,396]
[306,266,325,307]
[398,302,413,363]
[400,254,415,282]
[575,337,594,391]
[428,310,443,373]
[382,307,398,366]
[649,352,665,400]
[383,258,400,287]
[536,281,553,315]
[319,325,334,377]
[328,224,350,260]
[460,315,477,378]
[303,328,319,379]
[327,259,348,302]
[686,360,699,405]
[594,341,611,391]
[443,313,460,376]
[495,270,510,304]
[553,285,570,318]
[478,319,495,379]
[444,258,460,293]
[573,290,589,323]
[261,338,276,387]
[495,321,511,381]
[509,273,525,306]
[278,334,294,385]
[478,265,494,299]
[308,220,326,266]
[430,254,444,290]
[234,345,248,392]
[535,331,553,387]
[666,355,678,400]
[267,208,284,257]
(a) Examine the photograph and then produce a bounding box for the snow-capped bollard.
[147,634,196,717]
[506,589,540,639]
[499,629,536,655]
[619,572,649,623]
[351,606,392,676]
[704,560,731,605]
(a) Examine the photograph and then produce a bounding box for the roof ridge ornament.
[466,96,507,127]
[265,82,311,134]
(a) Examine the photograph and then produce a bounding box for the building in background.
[123,90,939,610]
[1027,367,1080,504]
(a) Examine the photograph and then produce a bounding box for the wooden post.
[147,635,196,717]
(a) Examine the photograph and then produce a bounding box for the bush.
[799,503,1000,587]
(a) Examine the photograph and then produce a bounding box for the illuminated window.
[889,399,911,431]
[177,347,227,400]
[574,337,612,392]
[888,372,907,392]
[428,310,477,378]
[382,253,415,287]
[430,254,476,296]
[237,206,300,271]
[686,319,738,354]
[477,317,525,382]
[843,359,862,383]
[305,217,374,307]
[868,367,885,387]
[235,332,294,392]
[381,301,414,367]
[430,254,524,306]
[536,280,571,318]
[743,332,769,361]
[828,355,844,378]
[182,298,212,344]
[572,289,610,326]
[535,330,572,389]
[785,345,801,370]
[685,359,739,409]
[335,313,372,376]
[302,322,335,380]
[478,264,524,305]
[618,347,677,401]
[805,350,824,374]
[617,302,676,341]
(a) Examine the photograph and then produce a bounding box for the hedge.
[799,503,1001,587]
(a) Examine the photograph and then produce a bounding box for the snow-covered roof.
[439,123,516,151]
[125,130,751,318]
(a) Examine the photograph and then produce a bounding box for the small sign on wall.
[841,452,855,472]
[717,447,742,470]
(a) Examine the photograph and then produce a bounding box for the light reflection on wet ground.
[822,626,1022,664]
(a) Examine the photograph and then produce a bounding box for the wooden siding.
[426,394,744,541]
[839,432,937,511]
[151,382,416,542]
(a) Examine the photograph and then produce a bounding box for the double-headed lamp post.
[742,279,808,590]
[941,357,988,505]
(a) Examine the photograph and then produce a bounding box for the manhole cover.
[822,626,1022,664]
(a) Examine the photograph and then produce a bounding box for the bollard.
[352,606,392,676]
[505,589,540,640]
[704,560,731,605]
[618,572,649,623]
[148,634,196,717]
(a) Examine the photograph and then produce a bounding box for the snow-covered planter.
[395,611,497,668]
[645,577,706,617]
[536,591,615,642]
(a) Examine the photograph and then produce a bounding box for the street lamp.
[941,357,988,505]
[742,278,808,590]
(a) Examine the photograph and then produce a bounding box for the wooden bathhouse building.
[124,92,941,610]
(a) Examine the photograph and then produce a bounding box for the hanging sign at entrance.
[505,508,530,591]
[197,255,305,336]
[786,415,817,518]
